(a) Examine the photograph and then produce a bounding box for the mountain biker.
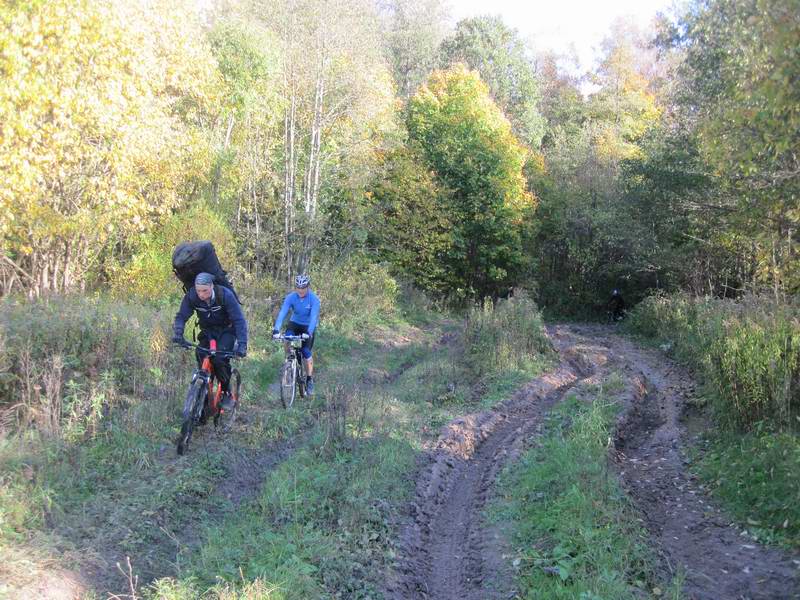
[172,272,248,411]
[607,289,626,321]
[272,274,320,395]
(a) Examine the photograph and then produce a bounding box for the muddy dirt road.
[387,324,800,600]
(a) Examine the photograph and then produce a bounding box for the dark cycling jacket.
[173,286,248,345]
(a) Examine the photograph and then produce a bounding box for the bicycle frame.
[275,334,307,407]
[177,339,241,455]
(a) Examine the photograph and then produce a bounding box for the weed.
[691,428,800,547]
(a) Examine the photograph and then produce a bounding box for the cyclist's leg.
[301,333,314,378]
[196,331,210,369]
[213,330,236,392]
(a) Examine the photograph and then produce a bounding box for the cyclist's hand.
[172,336,189,348]
[301,333,310,340]
[272,329,281,340]
[235,344,247,358]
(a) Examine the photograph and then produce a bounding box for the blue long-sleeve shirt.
[274,291,320,334]
[173,286,248,346]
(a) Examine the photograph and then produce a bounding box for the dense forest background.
[2,0,797,310]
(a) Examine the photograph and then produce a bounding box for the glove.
[172,335,188,348]
[301,333,310,340]
[272,329,281,339]
[235,344,247,358]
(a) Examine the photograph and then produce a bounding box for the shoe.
[305,377,314,395]
[219,392,235,411]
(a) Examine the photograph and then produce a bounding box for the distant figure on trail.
[172,272,248,411]
[607,289,626,321]
[272,274,321,395]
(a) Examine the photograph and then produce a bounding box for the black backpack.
[172,241,239,302]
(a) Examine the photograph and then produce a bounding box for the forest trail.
[387,324,800,600]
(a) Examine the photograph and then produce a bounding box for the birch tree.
[256,0,395,280]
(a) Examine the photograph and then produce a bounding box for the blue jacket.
[274,291,320,334]
[173,286,248,345]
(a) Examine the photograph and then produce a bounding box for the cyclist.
[172,272,248,411]
[607,289,626,321]
[272,274,320,394]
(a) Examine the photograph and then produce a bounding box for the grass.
[691,427,800,548]
[493,380,680,599]
[626,293,800,431]
[0,284,555,598]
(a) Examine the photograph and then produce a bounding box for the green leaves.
[407,66,535,301]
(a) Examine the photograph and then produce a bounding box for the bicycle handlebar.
[273,334,310,341]
[175,342,241,358]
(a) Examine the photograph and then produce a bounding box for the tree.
[670,0,800,295]
[377,0,450,98]
[255,0,395,280]
[439,16,546,148]
[0,0,221,296]
[368,147,452,294]
[407,65,535,301]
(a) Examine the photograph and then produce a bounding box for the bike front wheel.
[280,361,297,409]
[178,378,206,456]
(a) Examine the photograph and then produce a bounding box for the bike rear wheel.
[280,361,297,409]
[178,378,206,455]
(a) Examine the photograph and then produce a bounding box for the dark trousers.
[196,329,236,391]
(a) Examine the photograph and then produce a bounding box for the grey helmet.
[295,273,310,289]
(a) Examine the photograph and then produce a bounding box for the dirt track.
[387,325,800,600]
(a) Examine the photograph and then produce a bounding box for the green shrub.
[462,292,553,378]
[628,293,800,430]
[110,202,237,301]
[308,256,399,336]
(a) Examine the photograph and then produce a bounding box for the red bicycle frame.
[201,339,225,413]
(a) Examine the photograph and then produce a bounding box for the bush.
[0,295,179,437]
[462,292,553,378]
[628,293,800,430]
[110,203,237,302]
[310,257,399,336]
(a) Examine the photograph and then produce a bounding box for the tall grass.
[462,292,553,378]
[627,293,800,431]
[0,295,184,437]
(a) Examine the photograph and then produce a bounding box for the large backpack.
[172,241,239,301]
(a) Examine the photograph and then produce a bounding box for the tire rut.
[387,327,606,599]
[603,330,800,600]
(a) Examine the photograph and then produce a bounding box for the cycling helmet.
[295,273,310,289]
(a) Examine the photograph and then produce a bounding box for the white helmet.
[295,273,310,289]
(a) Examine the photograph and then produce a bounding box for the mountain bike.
[274,334,309,408]
[176,340,241,456]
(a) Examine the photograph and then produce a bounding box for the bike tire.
[177,379,206,455]
[280,361,297,409]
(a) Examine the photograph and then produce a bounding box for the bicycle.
[176,340,242,456]
[274,333,309,408]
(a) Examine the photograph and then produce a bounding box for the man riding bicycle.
[272,274,320,394]
[172,272,248,411]
[607,289,626,321]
